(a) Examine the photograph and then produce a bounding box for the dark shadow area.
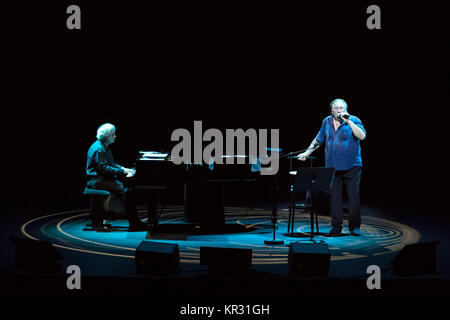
[146,223,260,240]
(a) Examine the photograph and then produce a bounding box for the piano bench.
[83,188,111,226]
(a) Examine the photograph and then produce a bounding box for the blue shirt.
[315,115,366,171]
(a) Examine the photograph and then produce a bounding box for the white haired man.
[86,123,148,231]
[297,99,366,236]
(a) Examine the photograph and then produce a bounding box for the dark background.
[2,1,448,215]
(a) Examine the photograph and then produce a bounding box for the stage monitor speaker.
[391,241,440,275]
[135,241,179,275]
[200,247,252,274]
[11,237,62,272]
[288,242,330,276]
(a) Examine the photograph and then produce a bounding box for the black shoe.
[92,224,111,232]
[350,228,361,236]
[129,222,149,232]
[148,222,158,234]
[87,223,112,227]
[148,213,158,227]
[328,227,342,236]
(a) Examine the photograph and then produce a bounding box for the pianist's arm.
[95,149,126,179]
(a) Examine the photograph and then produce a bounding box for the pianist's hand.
[297,152,308,161]
[123,168,136,177]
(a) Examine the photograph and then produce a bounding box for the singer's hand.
[297,153,308,161]
[340,112,351,123]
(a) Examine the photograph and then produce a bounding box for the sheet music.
[139,151,169,159]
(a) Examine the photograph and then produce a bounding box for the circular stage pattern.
[21,206,420,267]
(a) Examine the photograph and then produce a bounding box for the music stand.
[285,167,335,240]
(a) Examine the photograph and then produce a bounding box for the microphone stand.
[279,143,320,160]
[264,181,284,245]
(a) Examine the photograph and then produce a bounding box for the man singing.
[86,123,148,231]
[297,99,366,236]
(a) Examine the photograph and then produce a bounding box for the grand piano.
[124,152,267,231]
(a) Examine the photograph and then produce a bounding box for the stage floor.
[2,202,449,308]
[18,205,423,279]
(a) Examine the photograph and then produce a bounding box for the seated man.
[86,123,148,231]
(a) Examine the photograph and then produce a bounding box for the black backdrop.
[2,1,448,214]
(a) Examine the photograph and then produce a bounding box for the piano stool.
[82,187,111,227]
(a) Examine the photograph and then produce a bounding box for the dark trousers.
[330,166,361,230]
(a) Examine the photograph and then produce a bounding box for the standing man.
[86,123,148,231]
[297,99,366,236]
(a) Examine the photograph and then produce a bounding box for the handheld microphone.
[338,113,350,120]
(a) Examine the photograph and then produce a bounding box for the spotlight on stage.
[288,242,331,276]
[10,237,63,273]
[200,246,252,277]
[391,241,440,275]
[135,241,180,275]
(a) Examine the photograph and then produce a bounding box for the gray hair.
[330,98,348,110]
[96,123,116,141]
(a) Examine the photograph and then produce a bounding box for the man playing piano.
[86,123,149,231]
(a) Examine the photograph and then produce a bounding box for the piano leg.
[133,187,163,227]
[122,189,146,226]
